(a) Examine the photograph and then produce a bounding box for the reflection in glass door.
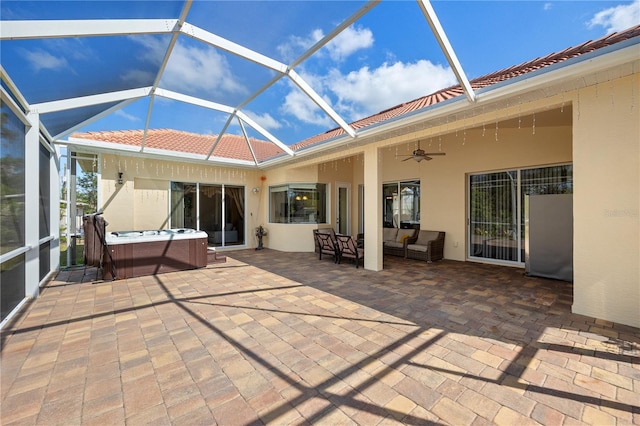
[336,183,349,235]
[383,180,420,228]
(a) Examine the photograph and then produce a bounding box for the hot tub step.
[207,249,227,264]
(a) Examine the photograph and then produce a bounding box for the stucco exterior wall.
[379,117,573,261]
[99,155,262,245]
[572,74,640,328]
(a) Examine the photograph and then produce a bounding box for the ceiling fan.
[397,141,446,162]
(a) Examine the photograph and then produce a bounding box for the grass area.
[60,240,84,267]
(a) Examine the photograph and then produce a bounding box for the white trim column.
[50,142,61,272]
[363,145,383,271]
[25,111,40,298]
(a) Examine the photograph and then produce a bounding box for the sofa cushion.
[385,241,404,249]
[406,243,429,252]
[415,230,439,246]
[383,228,397,243]
[396,229,415,243]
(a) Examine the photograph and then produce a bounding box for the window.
[469,164,573,264]
[383,180,420,228]
[1,103,26,321]
[39,142,51,280]
[269,183,327,224]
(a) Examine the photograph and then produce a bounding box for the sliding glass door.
[468,164,572,264]
[171,182,245,247]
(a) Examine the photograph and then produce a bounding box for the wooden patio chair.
[335,234,364,268]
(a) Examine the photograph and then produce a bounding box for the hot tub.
[102,228,208,280]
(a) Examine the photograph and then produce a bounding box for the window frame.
[268,183,328,224]
[382,179,420,229]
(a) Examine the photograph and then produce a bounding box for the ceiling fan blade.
[401,157,413,162]
[424,152,446,156]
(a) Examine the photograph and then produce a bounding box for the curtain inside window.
[170,182,185,228]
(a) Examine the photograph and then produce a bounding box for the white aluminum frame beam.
[142,0,193,151]
[181,23,288,74]
[61,138,258,168]
[288,70,356,138]
[31,87,152,113]
[154,88,235,114]
[205,115,235,160]
[238,118,259,165]
[289,0,380,69]
[236,110,293,156]
[1,65,30,113]
[182,20,357,139]
[1,19,176,40]
[416,0,476,103]
[53,98,139,141]
[154,89,293,157]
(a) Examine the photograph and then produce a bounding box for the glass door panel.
[469,171,518,262]
[224,186,245,246]
[199,184,223,246]
[337,184,349,235]
[170,182,196,229]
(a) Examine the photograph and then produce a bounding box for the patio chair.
[314,229,338,263]
[335,234,364,268]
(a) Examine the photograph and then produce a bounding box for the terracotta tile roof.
[291,25,640,151]
[72,25,639,162]
[71,129,286,163]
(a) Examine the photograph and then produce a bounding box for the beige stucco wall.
[572,74,640,328]
[99,155,262,248]
[379,116,573,261]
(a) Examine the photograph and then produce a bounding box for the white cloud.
[21,48,70,72]
[280,59,455,125]
[128,36,247,97]
[277,24,373,63]
[588,0,640,33]
[325,60,456,120]
[280,87,333,127]
[325,25,374,62]
[114,110,140,122]
[277,29,324,62]
[543,3,553,11]
[44,38,95,62]
[120,69,155,85]
[19,39,95,73]
[244,110,282,131]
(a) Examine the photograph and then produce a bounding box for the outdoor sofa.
[405,230,445,262]
[382,226,419,257]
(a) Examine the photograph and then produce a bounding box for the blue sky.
[2,0,639,145]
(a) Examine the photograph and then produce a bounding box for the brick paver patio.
[1,249,638,425]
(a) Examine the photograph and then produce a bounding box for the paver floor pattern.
[1,250,638,425]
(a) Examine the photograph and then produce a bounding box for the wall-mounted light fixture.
[117,172,124,185]
[252,187,259,194]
